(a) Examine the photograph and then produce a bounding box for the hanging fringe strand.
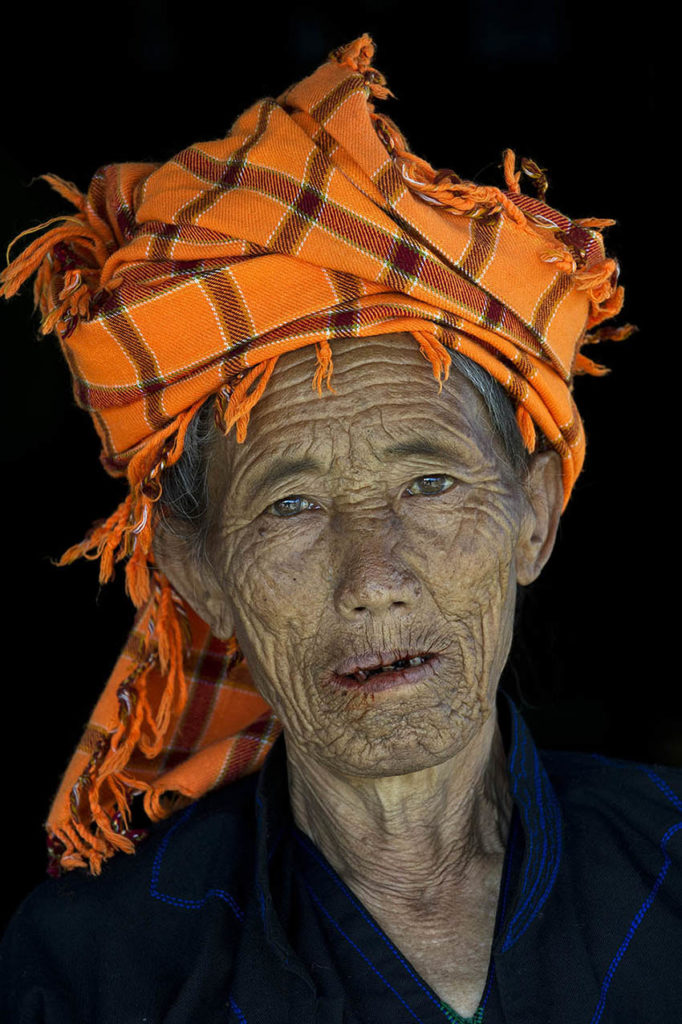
[0,173,117,339]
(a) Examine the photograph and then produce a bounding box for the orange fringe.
[370,109,620,322]
[574,353,610,377]
[515,405,537,453]
[49,402,208,871]
[61,571,189,874]
[0,173,116,337]
[216,357,280,442]
[581,323,639,346]
[329,33,397,102]
[412,329,452,393]
[57,396,206,607]
[515,155,549,201]
[312,337,336,394]
[336,33,622,336]
[573,321,639,377]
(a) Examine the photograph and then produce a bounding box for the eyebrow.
[245,457,323,502]
[381,438,468,462]
[244,437,467,503]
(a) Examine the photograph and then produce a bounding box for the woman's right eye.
[266,496,319,517]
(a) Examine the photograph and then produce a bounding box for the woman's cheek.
[225,519,327,633]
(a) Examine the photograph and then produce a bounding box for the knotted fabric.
[1,33,637,874]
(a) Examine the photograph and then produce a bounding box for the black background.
[0,1,673,926]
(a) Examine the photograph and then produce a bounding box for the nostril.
[352,599,406,615]
[335,565,421,620]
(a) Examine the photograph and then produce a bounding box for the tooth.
[408,657,422,666]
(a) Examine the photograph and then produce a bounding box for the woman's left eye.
[404,474,455,497]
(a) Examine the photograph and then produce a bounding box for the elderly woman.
[1,33,680,1024]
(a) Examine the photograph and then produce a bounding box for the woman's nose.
[332,524,422,620]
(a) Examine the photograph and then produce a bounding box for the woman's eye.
[266,496,319,517]
[405,474,455,497]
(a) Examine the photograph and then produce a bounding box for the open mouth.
[346,654,432,682]
[329,650,438,692]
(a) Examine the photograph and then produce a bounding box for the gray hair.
[157,350,534,562]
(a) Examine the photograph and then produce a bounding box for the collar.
[253,690,563,958]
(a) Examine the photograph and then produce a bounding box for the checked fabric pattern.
[3,35,629,495]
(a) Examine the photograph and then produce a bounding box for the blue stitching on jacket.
[502,747,562,950]
[641,766,682,815]
[295,831,445,1013]
[228,994,248,1022]
[499,707,563,952]
[588,819,682,1024]
[149,804,245,920]
[509,721,539,915]
[301,876,429,1023]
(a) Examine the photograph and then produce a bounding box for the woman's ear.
[515,449,564,586]
[152,523,235,640]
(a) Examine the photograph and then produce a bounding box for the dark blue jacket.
[2,694,681,1023]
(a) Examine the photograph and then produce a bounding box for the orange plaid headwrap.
[1,33,636,875]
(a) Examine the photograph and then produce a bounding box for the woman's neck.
[285,711,512,919]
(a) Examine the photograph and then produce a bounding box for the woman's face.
[170,333,561,777]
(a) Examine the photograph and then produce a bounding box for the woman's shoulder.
[25,768,259,907]
[539,747,682,872]
[2,770,261,969]
[540,746,682,812]
[1,772,264,1021]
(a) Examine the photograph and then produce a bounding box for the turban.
[1,33,636,875]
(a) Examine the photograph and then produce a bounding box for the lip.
[328,652,440,694]
[334,648,435,677]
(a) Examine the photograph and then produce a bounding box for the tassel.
[515,405,537,453]
[56,398,206,608]
[581,322,639,346]
[0,173,116,337]
[217,357,280,442]
[585,284,625,330]
[47,821,101,875]
[571,258,630,330]
[328,32,397,102]
[329,32,376,73]
[538,245,577,275]
[573,216,617,230]
[150,576,190,748]
[312,338,336,394]
[574,353,610,376]
[374,128,540,238]
[502,149,522,194]
[412,329,452,393]
[573,256,619,302]
[519,156,549,201]
[71,573,190,866]
[502,149,551,201]
[573,321,639,377]
[56,495,134,583]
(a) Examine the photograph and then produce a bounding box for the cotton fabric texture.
[1,33,636,875]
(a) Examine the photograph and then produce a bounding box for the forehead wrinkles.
[216,336,506,495]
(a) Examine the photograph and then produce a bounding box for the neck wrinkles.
[284,710,513,914]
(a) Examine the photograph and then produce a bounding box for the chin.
[305,712,485,778]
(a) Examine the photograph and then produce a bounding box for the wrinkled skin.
[155,332,563,1014]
